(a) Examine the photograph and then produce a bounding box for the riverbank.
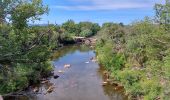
[73,36,97,46]
[94,20,170,99]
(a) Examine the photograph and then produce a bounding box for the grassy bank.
[95,18,170,99]
[95,1,170,99]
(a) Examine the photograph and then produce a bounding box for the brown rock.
[47,86,55,93]
[85,40,91,45]
[114,86,124,91]
[102,81,108,86]
[33,87,39,93]
[41,80,49,84]
[110,82,119,86]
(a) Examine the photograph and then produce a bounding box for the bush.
[80,29,93,37]
[95,18,170,99]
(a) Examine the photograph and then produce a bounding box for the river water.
[5,45,127,100]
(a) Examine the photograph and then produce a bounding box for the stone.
[53,75,59,79]
[47,86,55,93]
[85,61,89,64]
[41,80,49,84]
[114,86,124,90]
[64,64,71,68]
[33,87,39,92]
[85,40,91,45]
[102,81,108,86]
[58,70,64,73]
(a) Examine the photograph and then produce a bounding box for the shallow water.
[5,45,127,100]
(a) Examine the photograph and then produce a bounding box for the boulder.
[53,75,59,79]
[64,64,71,68]
[85,39,91,45]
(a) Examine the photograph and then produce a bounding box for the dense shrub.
[95,6,170,99]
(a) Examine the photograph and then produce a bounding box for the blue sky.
[37,0,164,25]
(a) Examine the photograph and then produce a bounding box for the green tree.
[80,29,93,37]
[0,0,15,24]
[0,0,55,95]
[62,20,79,35]
[78,22,100,37]
[155,0,170,26]
[11,0,48,30]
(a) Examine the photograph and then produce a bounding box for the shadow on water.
[4,45,127,100]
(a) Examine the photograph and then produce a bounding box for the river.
[5,45,127,100]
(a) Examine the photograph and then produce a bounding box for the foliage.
[95,1,170,99]
[62,20,79,35]
[80,29,93,37]
[0,0,65,95]
[155,0,170,26]
[1,0,170,98]
[0,0,100,94]
[62,20,100,37]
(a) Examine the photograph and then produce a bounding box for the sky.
[37,0,165,25]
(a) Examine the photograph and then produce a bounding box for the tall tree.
[0,0,53,95]
[155,0,170,25]
[0,0,20,24]
[62,20,78,35]
[0,0,48,26]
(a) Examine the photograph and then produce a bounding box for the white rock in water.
[58,70,64,73]
[102,81,108,86]
[85,61,89,64]
[91,59,97,62]
[64,64,71,68]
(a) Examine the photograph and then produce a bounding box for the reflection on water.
[4,45,127,100]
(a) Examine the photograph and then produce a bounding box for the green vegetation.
[0,0,57,94]
[62,20,100,37]
[1,0,170,99]
[95,1,170,99]
[0,0,100,95]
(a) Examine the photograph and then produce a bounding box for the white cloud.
[53,4,149,11]
[52,0,164,11]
